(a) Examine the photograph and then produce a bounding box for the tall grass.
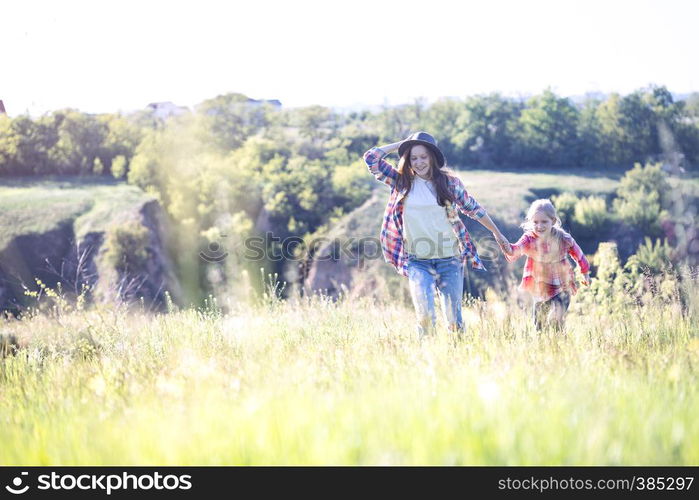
[0,286,697,465]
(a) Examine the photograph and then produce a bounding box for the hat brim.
[398,140,445,167]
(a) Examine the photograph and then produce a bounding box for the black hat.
[398,131,445,167]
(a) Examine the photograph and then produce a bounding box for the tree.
[618,91,657,163]
[111,155,128,179]
[576,98,604,166]
[195,93,274,152]
[3,115,60,175]
[0,115,19,174]
[422,98,466,165]
[685,92,699,116]
[375,99,425,144]
[284,105,341,159]
[48,110,108,174]
[648,87,699,169]
[613,163,670,235]
[127,131,164,191]
[451,94,520,167]
[515,89,579,166]
[100,114,143,175]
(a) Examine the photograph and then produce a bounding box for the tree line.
[2,86,698,178]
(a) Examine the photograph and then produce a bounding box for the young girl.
[363,131,509,337]
[499,199,591,331]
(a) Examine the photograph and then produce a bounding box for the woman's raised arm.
[375,141,402,155]
[362,140,402,188]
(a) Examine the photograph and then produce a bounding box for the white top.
[403,177,459,258]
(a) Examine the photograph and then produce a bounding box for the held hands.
[493,232,512,255]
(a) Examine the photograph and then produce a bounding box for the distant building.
[0,100,6,114]
[246,98,282,109]
[146,101,189,119]
[198,96,283,118]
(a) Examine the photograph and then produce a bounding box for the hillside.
[0,178,180,312]
[457,168,622,227]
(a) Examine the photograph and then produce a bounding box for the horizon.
[1,87,694,119]
[2,0,698,117]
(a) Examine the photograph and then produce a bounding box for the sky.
[1,0,697,116]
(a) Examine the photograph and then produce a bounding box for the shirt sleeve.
[363,147,398,188]
[451,176,486,219]
[505,234,528,263]
[567,238,590,274]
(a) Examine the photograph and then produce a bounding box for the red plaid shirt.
[363,147,486,277]
[505,230,590,301]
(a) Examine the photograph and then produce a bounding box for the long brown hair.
[395,147,456,207]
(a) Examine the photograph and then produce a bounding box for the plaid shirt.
[505,230,590,301]
[363,147,486,277]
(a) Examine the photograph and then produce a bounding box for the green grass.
[0,179,156,250]
[458,169,621,226]
[1,289,697,465]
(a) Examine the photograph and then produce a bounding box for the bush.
[616,162,670,205]
[623,237,680,303]
[574,239,683,311]
[127,136,162,191]
[613,189,664,235]
[573,242,634,312]
[624,237,674,275]
[103,221,150,274]
[551,192,579,228]
[572,195,611,238]
[111,155,128,179]
[331,161,373,213]
[612,162,670,235]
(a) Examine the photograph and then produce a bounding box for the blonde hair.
[521,199,570,240]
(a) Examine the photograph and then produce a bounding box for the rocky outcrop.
[89,200,182,309]
[0,221,77,312]
[301,191,395,298]
[0,191,180,312]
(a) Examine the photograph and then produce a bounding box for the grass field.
[0,178,155,251]
[459,168,622,226]
[1,285,697,465]
[1,170,697,465]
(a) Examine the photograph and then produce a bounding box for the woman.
[363,131,509,337]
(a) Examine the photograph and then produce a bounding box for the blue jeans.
[407,255,464,337]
